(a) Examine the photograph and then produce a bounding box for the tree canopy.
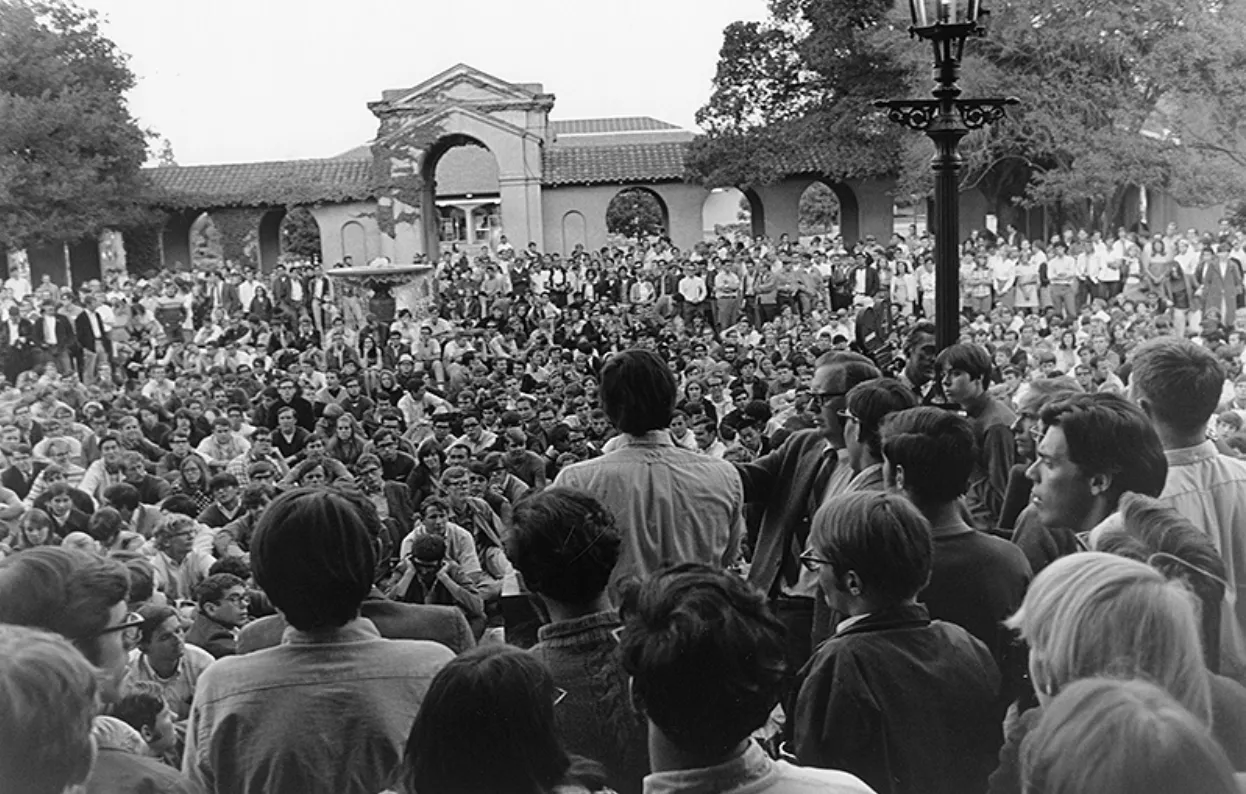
[0,0,153,249]
[689,0,1246,230]
[606,189,667,239]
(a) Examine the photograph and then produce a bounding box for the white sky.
[82,0,768,166]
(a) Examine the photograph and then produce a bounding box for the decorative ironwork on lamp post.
[876,0,1018,349]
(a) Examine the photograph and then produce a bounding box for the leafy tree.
[799,182,840,235]
[606,189,666,239]
[0,0,153,249]
[691,0,1246,230]
[281,207,322,263]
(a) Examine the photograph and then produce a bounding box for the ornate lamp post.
[876,0,1017,349]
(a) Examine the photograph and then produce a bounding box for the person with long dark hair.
[401,644,612,794]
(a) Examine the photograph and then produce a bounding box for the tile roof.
[144,159,375,209]
[550,117,682,135]
[543,142,690,186]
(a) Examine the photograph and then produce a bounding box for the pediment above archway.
[369,63,555,120]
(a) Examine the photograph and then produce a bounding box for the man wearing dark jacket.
[186,574,249,659]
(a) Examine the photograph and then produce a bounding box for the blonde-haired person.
[1093,492,1246,770]
[988,552,1235,794]
[1019,677,1237,794]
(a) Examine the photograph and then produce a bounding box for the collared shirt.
[183,618,453,794]
[124,643,215,721]
[43,315,57,345]
[147,548,216,602]
[644,740,873,794]
[555,430,744,588]
[1154,441,1246,677]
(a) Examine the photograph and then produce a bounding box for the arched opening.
[342,221,369,265]
[189,212,223,271]
[562,210,586,254]
[280,206,322,266]
[797,179,860,248]
[605,186,669,243]
[701,187,753,242]
[894,194,928,242]
[257,208,286,273]
[420,134,500,259]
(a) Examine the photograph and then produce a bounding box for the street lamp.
[876,0,1018,349]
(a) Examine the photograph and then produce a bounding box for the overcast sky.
[82,0,768,165]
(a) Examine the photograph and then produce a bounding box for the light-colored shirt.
[644,740,875,794]
[183,619,451,794]
[1155,441,1246,679]
[124,643,215,722]
[555,431,744,589]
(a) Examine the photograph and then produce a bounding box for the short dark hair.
[86,507,125,547]
[0,548,129,667]
[160,493,200,518]
[936,342,994,389]
[251,489,376,631]
[618,563,786,756]
[507,488,621,604]
[1130,338,1227,433]
[102,482,140,512]
[193,573,245,609]
[1041,393,1168,500]
[812,491,934,604]
[402,645,570,794]
[112,681,165,737]
[209,473,239,493]
[135,603,178,647]
[881,407,976,505]
[847,378,918,462]
[600,349,677,435]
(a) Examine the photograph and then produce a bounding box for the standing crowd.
[1,218,1246,794]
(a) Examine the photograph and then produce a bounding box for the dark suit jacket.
[2,462,44,500]
[235,592,475,655]
[737,429,838,596]
[0,318,33,355]
[74,310,111,354]
[32,315,77,352]
[790,603,1003,794]
[220,282,242,317]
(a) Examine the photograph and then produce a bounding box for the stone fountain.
[325,257,436,323]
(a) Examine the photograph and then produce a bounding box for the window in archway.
[606,188,667,240]
[799,182,841,239]
[439,206,468,244]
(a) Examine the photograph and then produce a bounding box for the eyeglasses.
[94,611,143,637]
[221,593,248,605]
[808,391,846,408]
[798,549,834,572]
[836,408,858,424]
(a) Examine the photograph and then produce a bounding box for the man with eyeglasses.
[2,441,43,500]
[186,573,249,659]
[225,427,288,486]
[0,548,197,793]
[737,351,881,675]
[371,428,415,482]
[454,409,498,458]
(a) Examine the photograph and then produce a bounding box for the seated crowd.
[1,222,1246,793]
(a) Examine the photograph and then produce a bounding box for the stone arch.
[743,188,766,239]
[799,179,860,246]
[562,210,586,254]
[605,186,670,240]
[418,133,500,259]
[700,187,758,241]
[257,208,286,273]
[342,220,369,265]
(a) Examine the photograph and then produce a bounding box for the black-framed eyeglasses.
[94,611,143,637]
[798,549,833,573]
[808,391,846,408]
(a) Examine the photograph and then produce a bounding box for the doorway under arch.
[420,134,500,259]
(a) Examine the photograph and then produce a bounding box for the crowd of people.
[1,218,1246,794]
